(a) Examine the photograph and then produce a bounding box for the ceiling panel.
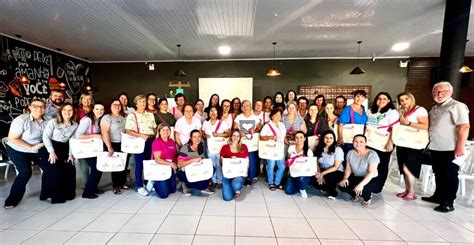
[0,0,472,62]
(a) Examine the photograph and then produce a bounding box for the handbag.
[258,123,284,160]
[222,158,249,178]
[242,133,259,152]
[69,138,103,159]
[365,126,390,151]
[184,159,213,182]
[289,156,318,177]
[392,125,429,150]
[97,151,128,172]
[143,159,172,181]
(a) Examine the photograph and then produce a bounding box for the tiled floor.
[0,168,473,245]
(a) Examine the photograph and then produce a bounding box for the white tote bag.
[143,160,172,181]
[222,158,249,178]
[69,138,103,159]
[121,133,146,154]
[365,126,390,152]
[289,157,318,178]
[184,159,214,182]
[392,125,429,150]
[307,136,319,152]
[258,140,284,160]
[242,133,259,152]
[342,124,365,144]
[97,152,128,172]
[207,136,228,154]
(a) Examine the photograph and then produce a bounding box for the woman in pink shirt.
[150,124,178,198]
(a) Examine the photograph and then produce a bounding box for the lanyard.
[268,122,278,137]
[90,119,94,134]
[156,112,169,127]
[313,120,320,137]
[214,119,223,134]
[133,112,140,133]
[286,153,304,167]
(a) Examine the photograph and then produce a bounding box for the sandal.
[234,191,241,197]
[277,184,284,190]
[122,185,131,190]
[403,194,417,201]
[4,205,15,209]
[269,184,277,191]
[113,188,122,195]
[362,199,371,206]
[396,191,408,198]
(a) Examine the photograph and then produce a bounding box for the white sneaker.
[182,185,191,196]
[201,188,215,195]
[328,196,336,200]
[137,187,149,196]
[300,189,308,198]
[145,181,155,192]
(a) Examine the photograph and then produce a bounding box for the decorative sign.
[297,85,372,101]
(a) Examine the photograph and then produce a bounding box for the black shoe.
[51,199,67,204]
[434,203,455,213]
[95,189,105,195]
[421,196,441,204]
[82,194,99,199]
[244,179,251,186]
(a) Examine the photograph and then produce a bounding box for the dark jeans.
[222,176,244,201]
[313,171,344,197]
[153,171,177,198]
[368,147,393,192]
[40,141,76,203]
[177,169,210,190]
[285,176,311,195]
[5,145,47,207]
[82,157,103,197]
[430,150,458,205]
[247,151,259,180]
[110,142,128,188]
[339,175,381,201]
[134,137,154,188]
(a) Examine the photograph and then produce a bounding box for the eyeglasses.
[31,105,45,109]
[112,103,121,106]
[209,111,218,114]
[432,90,450,96]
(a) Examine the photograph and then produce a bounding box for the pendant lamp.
[350,41,365,75]
[459,65,473,73]
[267,42,281,77]
[174,44,186,77]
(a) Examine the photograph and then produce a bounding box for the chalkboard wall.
[0,35,92,137]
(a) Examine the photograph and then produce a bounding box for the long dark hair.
[206,106,220,120]
[146,92,157,111]
[370,92,395,114]
[220,99,231,115]
[285,90,297,103]
[314,130,337,158]
[118,92,131,108]
[205,94,220,114]
[295,131,309,156]
[56,102,76,124]
[230,97,241,114]
[187,129,204,154]
[85,102,104,131]
[273,92,285,111]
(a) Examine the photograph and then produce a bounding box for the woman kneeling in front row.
[338,134,381,206]
[285,131,312,198]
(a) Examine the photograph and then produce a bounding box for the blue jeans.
[209,153,222,184]
[247,151,259,180]
[82,157,103,197]
[222,176,244,201]
[134,137,154,188]
[285,176,311,195]
[266,159,285,185]
[5,145,47,207]
[153,171,177,198]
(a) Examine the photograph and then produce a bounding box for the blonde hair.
[133,95,146,106]
[79,94,94,109]
[396,91,417,116]
[228,129,243,152]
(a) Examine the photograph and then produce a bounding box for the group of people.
[3,81,469,213]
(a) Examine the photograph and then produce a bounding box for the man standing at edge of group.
[45,89,65,119]
[422,81,470,213]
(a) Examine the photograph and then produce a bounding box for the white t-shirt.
[174,116,202,144]
[255,111,271,125]
[287,145,314,158]
[234,113,260,133]
[202,119,230,136]
[405,106,428,123]
[260,121,287,143]
[169,106,184,120]
[366,108,400,132]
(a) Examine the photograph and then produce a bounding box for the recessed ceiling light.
[391,42,410,51]
[218,45,231,55]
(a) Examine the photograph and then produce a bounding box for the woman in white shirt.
[284,131,313,198]
[313,130,344,200]
[175,103,202,148]
[365,92,399,192]
[260,108,286,190]
[202,106,230,188]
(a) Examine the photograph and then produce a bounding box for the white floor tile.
[10,211,68,230]
[196,216,235,236]
[344,219,402,241]
[271,217,316,238]
[137,200,176,215]
[192,235,234,245]
[66,231,115,245]
[359,241,407,245]
[119,214,166,233]
[202,200,235,216]
[266,203,303,217]
[83,213,133,232]
[418,221,474,243]
[13,197,51,212]
[381,220,445,242]
[170,200,206,215]
[297,204,340,219]
[263,190,296,203]
[331,205,376,220]
[236,202,269,217]
[23,230,76,245]
[239,189,265,202]
[307,219,358,239]
[235,236,277,245]
[365,205,411,220]
[235,217,275,237]
[47,212,101,231]
[74,199,119,213]
[395,206,448,222]
[107,232,154,245]
[157,215,200,234]
[455,221,474,232]
[43,198,89,212]
[277,238,320,245]
[318,239,363,245]
[106,199,147,213]
[0,211,37,229]
[0,229,38,244]
[442,208,474,222]
[149,234,193,245]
